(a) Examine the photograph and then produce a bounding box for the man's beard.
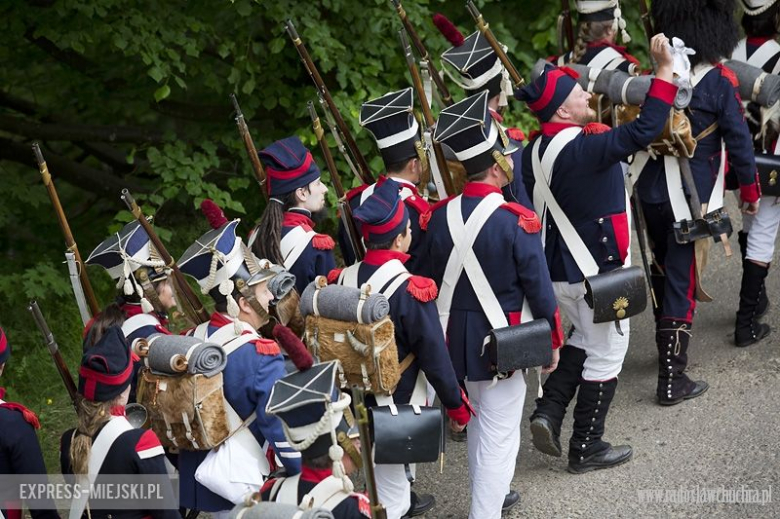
[311,206,329,223]
[574,108,598,126]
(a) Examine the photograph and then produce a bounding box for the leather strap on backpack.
[398,353,416,374]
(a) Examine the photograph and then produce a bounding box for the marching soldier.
[554,0,639,74]
[731,0,778,346]
[0,327,60,519]
[177,219,302,515]
[330,179,473,519]
[516,35,676,472]
[261,361,370,518]
[434,14,532,207]
[338,88,430,273]
[60,326,178,519]
[251,136,336,297]
[84,221,175,403]
[425,91,564,519]
[638,0,761,403]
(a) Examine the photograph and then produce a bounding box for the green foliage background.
[0,0,648,471]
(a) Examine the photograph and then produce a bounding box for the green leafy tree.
[0,0,648,470]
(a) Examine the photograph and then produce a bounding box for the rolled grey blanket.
[529,59,690,108]
[228,501,335,519]
[299,279,390,323]
[145,333,226,377]
[724,59,780,107]
[268,265,296,300]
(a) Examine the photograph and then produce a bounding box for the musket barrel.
[33,143,100,316]
[29,300,78,407]
[285,19,374,185]
[465,0,524,87]
[231,94,267,194]
[121,189,209,324]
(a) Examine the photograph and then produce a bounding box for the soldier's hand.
[742,201,760,215]
[650,33,673,82]
[449,419,467,434]
[541,347,560,375]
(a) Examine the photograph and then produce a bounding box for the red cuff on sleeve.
[647,78,678,105]
[447,404,471,426]
[551,308,564,350]
[740,180,761,204]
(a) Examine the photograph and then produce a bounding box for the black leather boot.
[567,379,632,474]
[530,346,587,457]
[735,260,772,347]
[739,232,769,318]
[656,319,708,405]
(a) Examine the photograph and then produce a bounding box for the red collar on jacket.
[301,466,333,484]
[489,108,503,123]
[121,303,168,327]
[463,182,502,198]
[283,210,315,231]
[747,36,773,46]
[209,312,239,329]
[540,122,581,136]
[363,249,410,266]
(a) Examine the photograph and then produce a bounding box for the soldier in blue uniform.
[178,219,302,515]
[84,221,176,403]
[425,91,564,519]
[638,0,762,404]
[434,13,531,207]
[339,88,430,273]
[553,0,639,74]
[730,0,779,346]
[250,136,335,297]
[60,326,178,519]
[261,361,370,518]
[516,35,676,473]
[0,327,60,519]
[330,179,472,519]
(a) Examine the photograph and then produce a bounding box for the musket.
[465,1,524,87]
[390,0,453,107]
[33,143,100,317]
[230,94,267,199]
[120,189,209,324]
[630,199,658,310]
[29,300,78,410]
[637,0,654,47]
[352,386,387,519]
[559,0,575,54]
[308,101,366,261]
[285,20,374,185]
[399,28,456,197]
[65,252,91,326]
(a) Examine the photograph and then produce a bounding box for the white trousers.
[464,372,526,519]
[742,196,780,264]
[553,281,630,381]
[374,462,413,519]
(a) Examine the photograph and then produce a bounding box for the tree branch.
[0,114,167,144]
[0,138,150,196]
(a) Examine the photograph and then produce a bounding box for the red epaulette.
[528,129,542,142]
[353,492,372,517]
[716,63,739,88]
[135,429,165,459]
[500,203,542,234]
[583,122,611,135]
[407,276,438,302]
[506,127,526,142]
[403,193,430,215]
[327,268,343,285]
[420,195,456,231]
[312,233,335,250]
[345,183,371,202]
[0,402,40,429]
[253,338,282,356]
